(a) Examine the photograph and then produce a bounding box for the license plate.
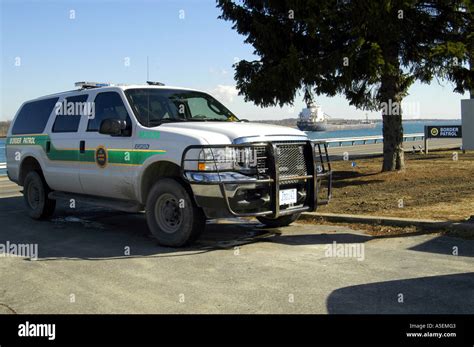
[279,188,297,206]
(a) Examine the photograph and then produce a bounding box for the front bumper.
[181,141,332,219]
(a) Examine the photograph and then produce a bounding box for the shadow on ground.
[0,196,373,261]
[408,236,474,257]
[2,195,470,262]
[330,171,384,189]
[326,272,474,314]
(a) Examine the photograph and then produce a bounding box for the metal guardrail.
[318,133,425,147]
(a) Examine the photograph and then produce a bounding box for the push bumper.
[181,141,332,219]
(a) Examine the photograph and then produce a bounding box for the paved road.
[0,196,472,314]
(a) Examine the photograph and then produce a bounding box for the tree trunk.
[380,45,405,172]
[382,112,405,171]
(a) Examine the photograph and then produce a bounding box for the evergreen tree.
[218,0,473,171]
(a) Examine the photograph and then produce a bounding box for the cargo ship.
[296,101,328,131]
[296,102,376,132]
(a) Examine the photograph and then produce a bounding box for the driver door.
[78,91,136,200]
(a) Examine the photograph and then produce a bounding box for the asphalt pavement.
[0,195,472,314]
[0,138,470,314]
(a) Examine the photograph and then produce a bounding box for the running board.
[48,191,144,213]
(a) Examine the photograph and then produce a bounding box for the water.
[0,119,461,176]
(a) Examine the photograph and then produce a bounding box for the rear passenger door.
[46,94,89,194]
[78,91,135,200]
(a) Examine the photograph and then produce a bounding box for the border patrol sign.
[425,125,462,138]
[424,125,462,153]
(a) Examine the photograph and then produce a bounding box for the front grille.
[228,141,315,214]
[255,146,269,179]
[249,142,310,182]
[277,144,308,178]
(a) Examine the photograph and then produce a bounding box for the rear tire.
[146,178,205,247]
[257,213,301,228]
[23,171,56,220]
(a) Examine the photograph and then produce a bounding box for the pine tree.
[218,0,473,171]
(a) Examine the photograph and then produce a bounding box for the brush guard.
[182,140,332,218]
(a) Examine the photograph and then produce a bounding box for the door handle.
[79,140,85,153]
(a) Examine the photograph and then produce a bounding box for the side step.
[48,191,144,213]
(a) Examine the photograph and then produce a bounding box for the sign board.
[425,125,462,139]
[423,125,462,154]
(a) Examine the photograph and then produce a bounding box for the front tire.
[257,213,301,228]
[23,171,56,220]
[146,178,205,247]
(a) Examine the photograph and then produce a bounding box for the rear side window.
[87,92,130,133]
[12,97,59,135]
[52,94,89,133]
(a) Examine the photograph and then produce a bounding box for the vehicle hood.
[159,121,307,144]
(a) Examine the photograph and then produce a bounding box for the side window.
[87,92,130,133]
[52,94,89,133]
[12,98,59,135]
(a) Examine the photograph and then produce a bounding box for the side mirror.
[99,119,126,136]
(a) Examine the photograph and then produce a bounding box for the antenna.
[147,56,149,81]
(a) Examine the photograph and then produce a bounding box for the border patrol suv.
[6,82,332,247]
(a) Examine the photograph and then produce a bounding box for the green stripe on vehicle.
[7,134,167,166]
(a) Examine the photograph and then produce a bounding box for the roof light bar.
[146,81,165,86]
[75,81,111,89]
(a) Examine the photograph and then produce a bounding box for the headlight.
[197,147,234,171]
[184,146,258,172]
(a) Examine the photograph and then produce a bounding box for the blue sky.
[0,0,468,121]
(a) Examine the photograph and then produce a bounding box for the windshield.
[125,88,239,127]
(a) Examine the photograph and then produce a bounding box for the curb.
[300,212,474,232]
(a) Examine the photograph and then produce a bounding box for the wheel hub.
[155,194,183,234]
[27,183,40,209]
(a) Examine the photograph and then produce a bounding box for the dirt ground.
[317,150,474,222]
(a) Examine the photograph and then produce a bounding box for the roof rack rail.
[146,81,165,86]
[75,81,111,89]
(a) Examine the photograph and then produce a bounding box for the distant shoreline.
[252,118,461,128]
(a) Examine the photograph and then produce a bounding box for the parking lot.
[0,195,473,314]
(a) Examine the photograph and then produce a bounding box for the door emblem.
[95,145,108,168]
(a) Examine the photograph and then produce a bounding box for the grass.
[317,150,474,222]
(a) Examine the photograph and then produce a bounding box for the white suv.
[6,82,332,246]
